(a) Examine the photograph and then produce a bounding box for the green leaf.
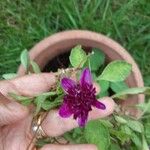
[112,87,150,99]
[110,142,121,150]
[39,91,57,97]
[110,81,128,93]
[98,80,109,93]
[127,120,144,133]
[41,98,62,111]
[85,120,110,150]
[114,116,127,124]
[144,122,150,144]
[97,91,109,98]
[142,135,149,150]
[137,99,150,115]
[21,99,32,106]
[2,73,18,80]
[69,45,87,67]
[131,133,142,149]
[34,95,47,115]
[98,60,132,82]
[30,61,41,73]
[20,49,30,70]
[100,120,114,128]
[110,129,131,145]
[9,93,32,106]
[9,92,32,101]
[89,48,105,71]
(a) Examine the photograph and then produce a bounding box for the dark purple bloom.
[59,68,106,127]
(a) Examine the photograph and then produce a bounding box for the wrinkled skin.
[0,73,115,150]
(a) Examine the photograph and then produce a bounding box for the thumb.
[0,93,28,126]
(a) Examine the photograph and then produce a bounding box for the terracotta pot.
[18,30,144,117]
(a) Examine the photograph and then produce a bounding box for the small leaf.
[69,45,87,67]
[114,116,127,124]
[21,99,32,106]
[100,120,114,128]
[110,81,128,93]
[34,95,47,115]
[20,49,30,70]
[144,122,150,144]
[98,80,109,93]
[110,129,131,145]
[127,120,144,133]
[142,135,149,150]
[98,60,132,82]
[110,142,121,150]
[85,120,110,150]
[97,91,109,98]
[39,91,57,97]
[30,61,41,73]
[9,93,32,106]
[112,87,150,100]
[131,133,142,149]
[2,73,18,80]
[136,99,150,115]
[89,48,105,71]
[9,92,32,101]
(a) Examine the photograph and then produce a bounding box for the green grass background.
[0,0,150,85]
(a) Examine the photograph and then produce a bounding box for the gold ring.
[32,113,47,139]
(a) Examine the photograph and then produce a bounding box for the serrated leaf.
[69,45,87,67]
[2,73,18,80]
[89,48,105,71]
[112,87,150,100]
[98,80,109,93]
[114,116,127,124]
[127,120,144,133]
[110,81,128,93]
[85,120,110,150]
[98,60,132,82]
[30,61,41,73]
[20,49,30,70]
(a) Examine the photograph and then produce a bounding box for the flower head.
[59,68,106,127]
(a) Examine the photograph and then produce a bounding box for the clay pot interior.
[18,30,144,117]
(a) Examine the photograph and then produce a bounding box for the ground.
[0,0,150,85]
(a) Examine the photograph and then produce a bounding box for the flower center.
[64,83,96,118]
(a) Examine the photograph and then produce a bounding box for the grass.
[0,0,150,85]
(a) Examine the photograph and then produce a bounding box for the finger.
[0,73,56,97]
[40,144,98,150]
[0,93,28,126]
[42,97,115,137]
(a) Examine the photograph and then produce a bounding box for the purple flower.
[59,68,106,127]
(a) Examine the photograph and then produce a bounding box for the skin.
[0,73,115,150]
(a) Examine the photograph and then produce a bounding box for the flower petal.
[80,68,92,86]
[93,100,106,110]
[78,114,88,127]
[61,78,76,92]
[59,103,72,118]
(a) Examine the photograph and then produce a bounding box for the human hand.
[0,73,115,150]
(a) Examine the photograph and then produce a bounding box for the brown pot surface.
[18,30,144,117]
